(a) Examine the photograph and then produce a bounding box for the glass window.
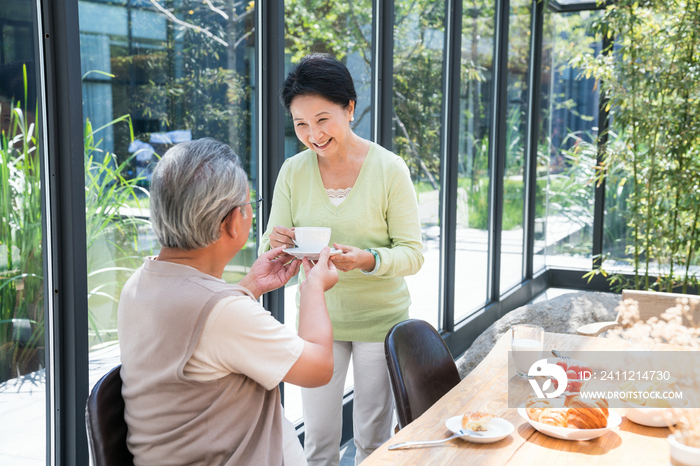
[284,0,373,158]
[499,0,531,293]
[536,9,599,271]
[393,0,445,330]
[283,0,373,424]
[0,0,46,462]
[79,0,256,382]
[454,0,496,321]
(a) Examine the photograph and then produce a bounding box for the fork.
[551,349,572,367]
[387,429,480,450]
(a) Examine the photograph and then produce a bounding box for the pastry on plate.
[525,397,552,422]
[525,395,609,429]
[461,412,496,431]
[537,408,569,427]
[566,396,609,429]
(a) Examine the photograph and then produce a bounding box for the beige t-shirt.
[184,295,306,466]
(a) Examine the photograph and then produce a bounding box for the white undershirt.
[326,187,351,206]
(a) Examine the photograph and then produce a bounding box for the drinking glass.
[511,324,544,378]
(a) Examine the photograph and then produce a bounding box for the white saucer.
[517,404,621,441]
[283,248,342,260]
[445,416,514,443]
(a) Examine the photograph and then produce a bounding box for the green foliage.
[285,0,372,63]
[545,132,597,229]
[392,0,446,186]
[0,85,153,378]
[0,74,43,381]
[107,0,255,169]
[83,117,155,346]
[574,0,700,291]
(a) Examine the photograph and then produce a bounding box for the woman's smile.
[313,138,333,149]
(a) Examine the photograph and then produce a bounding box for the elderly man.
[118,138,337,466]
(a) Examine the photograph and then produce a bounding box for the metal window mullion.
[439,0,462,333]
[257,0,286,323]
[487,0,510,302]
[522,0,544,280]
[34,0,55,462]
[371,0,394,148]
[40,0,90,464]
[592,34,613,268]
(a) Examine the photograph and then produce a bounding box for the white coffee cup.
[294,227,331,251]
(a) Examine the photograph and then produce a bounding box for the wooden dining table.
[364,332,688,465]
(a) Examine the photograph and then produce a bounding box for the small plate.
[283,248,342,260]
[445,416,514,443]
[518,404,621,441]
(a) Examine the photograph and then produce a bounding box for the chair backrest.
[86,364,134,466]
[385,319,462,430]
[621,289,699,326]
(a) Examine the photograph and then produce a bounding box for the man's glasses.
[238,197,263,210]
[222,197,263,223]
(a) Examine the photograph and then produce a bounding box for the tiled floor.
[339,439,357,466]
[0,370,46,465]
[0,342,122,464]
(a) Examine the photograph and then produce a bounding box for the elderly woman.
[261,54,424,465]
[118,138,338,466]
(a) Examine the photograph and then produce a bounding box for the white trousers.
[301,340,394,466]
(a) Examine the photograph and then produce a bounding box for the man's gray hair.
[150,138,249,250]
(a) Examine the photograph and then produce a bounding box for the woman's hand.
[269,225,296,249]
[301,247,339,292]
[330,243,375,273]
[239,246,300,299]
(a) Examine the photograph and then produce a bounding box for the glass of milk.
[511,324,544,378]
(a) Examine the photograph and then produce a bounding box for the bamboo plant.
[575,0,700,292]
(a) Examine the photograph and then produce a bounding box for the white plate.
[620,398,688,427]
[517,404,621,441]
[445,416,514,443]
[283,248,342,260]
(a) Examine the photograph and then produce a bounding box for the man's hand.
[239,246,300,299]
[301,247,339,292]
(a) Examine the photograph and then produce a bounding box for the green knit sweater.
[260,142,424,342]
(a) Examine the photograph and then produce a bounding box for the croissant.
[566,396,609,429]
[525,398,551,423]
[525,395,609,429]
[537,408,569,427]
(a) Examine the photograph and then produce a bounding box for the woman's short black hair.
[280,53,357,112]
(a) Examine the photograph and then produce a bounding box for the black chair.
[385,319,462,430]
[85,364,135,466]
